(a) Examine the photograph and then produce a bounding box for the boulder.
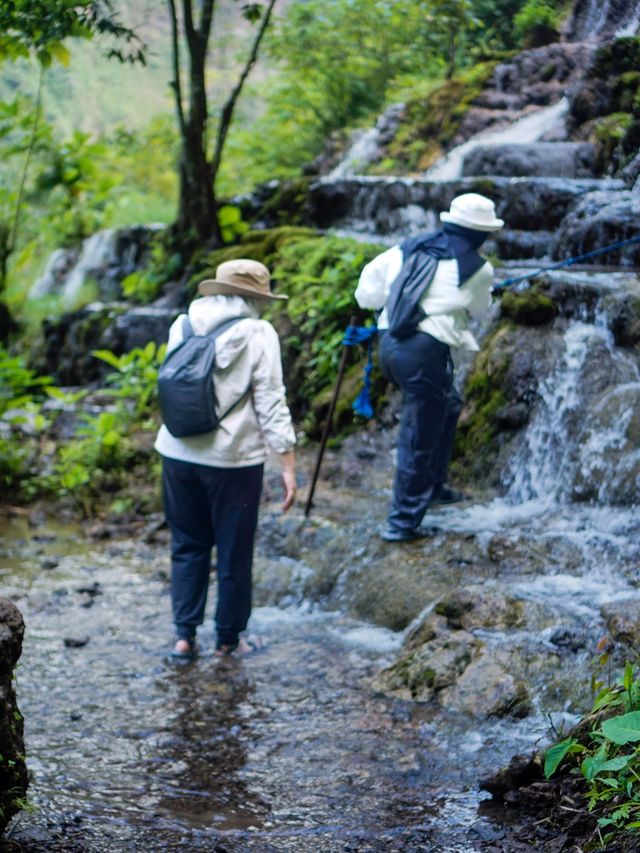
[440,650,531,719]
[0,598,28,835]
[551,190,640,267]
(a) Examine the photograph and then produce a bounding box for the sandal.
[215,636,264,658]
[170,638,199,660]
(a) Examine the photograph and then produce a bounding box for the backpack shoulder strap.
[182,315,194,338]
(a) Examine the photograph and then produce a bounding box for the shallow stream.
[2,442,639,853]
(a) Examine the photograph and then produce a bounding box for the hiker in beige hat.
[155,259,296,659]
[355,193,504,541]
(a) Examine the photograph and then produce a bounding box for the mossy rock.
[500,287,557,326]
[254,178,314,226]
[187,226,320,298]
[592,37,640,80]
[382,62,497,173]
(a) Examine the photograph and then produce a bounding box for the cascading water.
[506,317,640,506]
[423,98,568,181]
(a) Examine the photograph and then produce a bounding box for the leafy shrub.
[91,342,166,418]
[513,0,560,48]
[545,662,640,843]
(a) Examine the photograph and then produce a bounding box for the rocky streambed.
[1,408,640,852]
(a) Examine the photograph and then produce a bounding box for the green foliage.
[267,234,383,426]
[513,0,560,48]
[381,61,496,173]
[218,205,249,244]
[0,344,51,415]
[91,341,165,418]
[544,662,640,843]
[0,1,143,66]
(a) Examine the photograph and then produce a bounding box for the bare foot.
[215,636,264,657]
[170,639,198,659]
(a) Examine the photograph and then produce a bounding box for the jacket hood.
[187,294,261,370]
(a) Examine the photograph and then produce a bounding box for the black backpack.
[158,315,250,438]
[386,248,439,339]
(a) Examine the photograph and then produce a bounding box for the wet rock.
[479,753,542,800]
[601,598,640,648]
[549,626,586,652]
[434,589,526,632]
[41,558,59,570]
[572,384,640,505]
[462,143,597,179]
[440,650,531,719]
[493,229,553,260]
[378,621,479,702]
[63,635,90,648]
[0,598,28,834]
[551,190,640,268]
[565,0,640,43]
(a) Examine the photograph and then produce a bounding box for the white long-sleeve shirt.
[155,294,296,468]
[355,245,494,351]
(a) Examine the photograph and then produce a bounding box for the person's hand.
[281,469,297,512]
[279,450,296,512]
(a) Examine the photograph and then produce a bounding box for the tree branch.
[210,0,277,183]
[167,0,186,136]
[10,66,44,254]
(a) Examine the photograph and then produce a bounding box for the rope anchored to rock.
[494,234,640,291]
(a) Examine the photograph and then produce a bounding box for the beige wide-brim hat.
[198,258,288,300]
[440,192,504,232]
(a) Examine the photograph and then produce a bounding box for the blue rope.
[494,234,640,291]
[342,325,377,419]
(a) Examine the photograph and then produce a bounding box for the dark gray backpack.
[158,315,250,438]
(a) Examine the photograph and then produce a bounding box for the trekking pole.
[304,316,357,518]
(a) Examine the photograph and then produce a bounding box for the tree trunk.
[176,129,219,246]
[170,0,221,248]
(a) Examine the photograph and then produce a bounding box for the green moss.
[451,326,513,483]
[380,62,497,173]
[592,37,640,80]
[594,112,635,171]
[255,178,314,226]
[187,225,320,299]
[500,287,557,326]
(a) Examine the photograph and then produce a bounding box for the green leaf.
[544,738,577,779]
[624,661,634,692]
[91,350,123,369]
[602,712,640,745]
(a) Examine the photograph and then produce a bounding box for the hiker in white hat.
[155,259,296,658]
[354,193,504,541]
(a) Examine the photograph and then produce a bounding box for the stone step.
[307,175,626,237]
[461,143,597,179]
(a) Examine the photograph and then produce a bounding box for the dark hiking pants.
[162,456,263,647]
[379,331,461,532]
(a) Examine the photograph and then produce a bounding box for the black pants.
[161,456,263,647]
[379,331,462,532]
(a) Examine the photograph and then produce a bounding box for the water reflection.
[147,660,265,831]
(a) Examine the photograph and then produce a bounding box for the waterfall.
[423,99,569,181]
[506,319,640,506]
[60,229,119,303]
[328,103,405,179]
[329,127,384,179]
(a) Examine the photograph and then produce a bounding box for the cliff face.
[0,598,28,835]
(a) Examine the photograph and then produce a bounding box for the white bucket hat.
[440,193,504,232]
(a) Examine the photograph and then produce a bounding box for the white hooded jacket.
[155,294,296,468]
